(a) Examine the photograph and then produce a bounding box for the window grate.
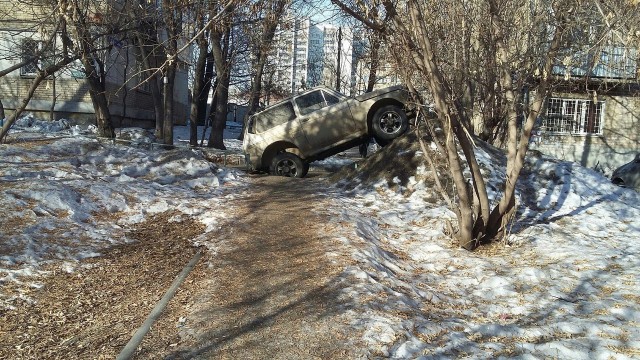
[21,39,39,76]
[542,97,604,135]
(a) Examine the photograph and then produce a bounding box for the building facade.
[0,0,189,127]
[529,39,640,170]
[272,18,353,95]
[530,84,639,170]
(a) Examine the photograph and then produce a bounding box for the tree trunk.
[483,5,567,241]
[134,32,164,139]
[161,0,181,146]
[189,32,208,146]
[150,73,164,139]
[199,52,215,125]
[163,64,176,146]
[366,33,381,93]
[400,3,481,249]
[49,76,57,122]
[207,78,228,149]
[336,27,342,92]
[239,48,266,141]
[240,0,289,140]
[59,2,115,139]
[207,26,232,150]
[82,57,115,139]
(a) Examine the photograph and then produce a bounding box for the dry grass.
[0,211,205,360]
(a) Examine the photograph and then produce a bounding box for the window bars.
[543,97,604,135]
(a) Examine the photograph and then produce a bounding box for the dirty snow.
[330,146,640,359]
[0,118,246,309]
[2,115,640,358]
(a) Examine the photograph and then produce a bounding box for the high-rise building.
[319,24,353,93]
[272,18,353,95]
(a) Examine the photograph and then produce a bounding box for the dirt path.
[154,175,365,359]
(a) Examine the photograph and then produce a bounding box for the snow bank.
[1,120,247,310]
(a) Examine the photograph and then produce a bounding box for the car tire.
[301,162,310,177]
[372,105,409,145]
[270,152,306,178]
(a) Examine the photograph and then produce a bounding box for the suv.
[243,85,413,177]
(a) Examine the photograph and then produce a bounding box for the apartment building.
[0,0,189,127]
[271,18,353,95]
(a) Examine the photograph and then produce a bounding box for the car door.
[294,89,357,151]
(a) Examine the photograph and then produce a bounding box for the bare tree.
[189,10,210,147]
[331,0,631,249]
[130,2,165,140]
[238,0,291,140]
[58,0,118,138]
[365,30,381,93]
[207,1,237,149]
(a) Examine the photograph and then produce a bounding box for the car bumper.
[244,152,263,172]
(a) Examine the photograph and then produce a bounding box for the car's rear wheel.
[301,162,310,177]
[372,105,409,145]
[270,152,306,178]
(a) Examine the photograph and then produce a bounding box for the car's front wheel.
[372,105,409,145]
[270,152,306,178]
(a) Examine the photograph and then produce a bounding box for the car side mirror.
[635,153,640,163]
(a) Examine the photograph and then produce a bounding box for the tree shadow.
[158,177,360,359]
[513,157,639,235]
[336,192,639,358]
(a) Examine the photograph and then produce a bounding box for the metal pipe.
[116,250,203,360]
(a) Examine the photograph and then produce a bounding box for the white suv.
[243,85,412,177]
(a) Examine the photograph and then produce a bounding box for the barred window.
[135,62,151,93]
[542,98,604,135]
[21,39,39,76]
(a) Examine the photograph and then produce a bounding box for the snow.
[330,146,640,358]
[2,115,640,358]
[1,118,247,307]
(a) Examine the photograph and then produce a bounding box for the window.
[542,98,604,135]
[253,102,296,133]
[593,46,638,79]
[323,91,340,105]
[21,39,39,76]
[295,89,342,115]
[135,62,151,93]
[295,90,326,115]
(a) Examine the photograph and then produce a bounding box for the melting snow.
[2,115,639,358]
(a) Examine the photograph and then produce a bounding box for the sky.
[1,116,639,358]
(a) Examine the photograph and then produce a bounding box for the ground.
[1,122,640,359]
[1,170,365,359]
[164,175,365,359]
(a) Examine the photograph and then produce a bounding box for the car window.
[253,101,296,133]
[295,90,328,115]
[323,90,340,105]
